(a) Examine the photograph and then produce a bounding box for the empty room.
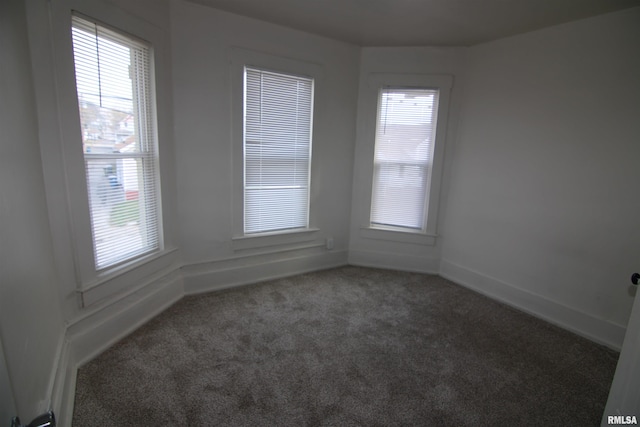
[1,0,639,425]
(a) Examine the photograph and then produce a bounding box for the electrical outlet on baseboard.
[325,237,334,250]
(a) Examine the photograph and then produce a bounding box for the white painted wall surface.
[441,8,640,348]
[0,0,66,421]
[170,1,358,278]
[348,47,467,273]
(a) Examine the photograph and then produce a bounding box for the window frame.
[370,86,440,232]
[230,48,322,250]
[360,73,453,246]
[25,0,178,307]
[70,14,163,271]
[242,66,314,235]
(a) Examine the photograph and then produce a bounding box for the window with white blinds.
[371,87,440,231]
[71,15,161,270]
[243,67,314,234]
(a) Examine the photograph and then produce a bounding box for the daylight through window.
[370,87,439,231]
[243,67,314,234]
[71,15,161,269]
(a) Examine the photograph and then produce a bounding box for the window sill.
[232,228,320,251]
[359,226,437,246]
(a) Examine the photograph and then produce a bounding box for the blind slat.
[72,16,161,270]
[371,88,439,230]
[244,67,313,234]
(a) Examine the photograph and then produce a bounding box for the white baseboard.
[183,249,348,295]
[439,259,626,351]
[41,329,66,416]
[53,268,184,427]
[348,249,440,274]
[68,268,184,367]
[48,338,74,427]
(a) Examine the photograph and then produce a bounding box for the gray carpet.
[72,266,618,426]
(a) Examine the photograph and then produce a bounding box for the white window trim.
[359,73,453,245]
[26,0,176,305]
[71,13,163,271]
[229,47,323,251]
[243,67,314,234]
[67,10,164,284]
[359,226,437,246]
[231,227,320,251]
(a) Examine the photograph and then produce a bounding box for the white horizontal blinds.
[71,16,161,270]
[244,67,313,234]
[371,87,439,230]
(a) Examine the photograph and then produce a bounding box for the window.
[243,67,314,234]
[71,15,161,270]
[356,73,452,245]
[370,87,439,231]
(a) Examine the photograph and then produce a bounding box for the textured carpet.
[72,266,618,426]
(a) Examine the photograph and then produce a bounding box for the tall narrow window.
[370,88,439,231]
[243,67,314,234]
[71,16,161,270]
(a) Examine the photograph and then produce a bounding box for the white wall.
[441,7,640,348]
[171,0,359,291]
[22,1,185,423]
[348,47,467,273]
[0,0,66,421]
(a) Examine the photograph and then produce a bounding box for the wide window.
[371,87,439,231]
[243,67,314,234]
[71,15,161,270]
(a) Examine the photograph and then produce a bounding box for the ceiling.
[186,0,639,46]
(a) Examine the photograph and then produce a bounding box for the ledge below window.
[360,226,437,246]
[78,247,180,307]
[232,228,320,251]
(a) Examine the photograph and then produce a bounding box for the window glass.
[243,67,314,234]
[371,88,439,231]
[71,16,161,269]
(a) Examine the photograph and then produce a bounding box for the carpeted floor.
[72,266,619,426]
